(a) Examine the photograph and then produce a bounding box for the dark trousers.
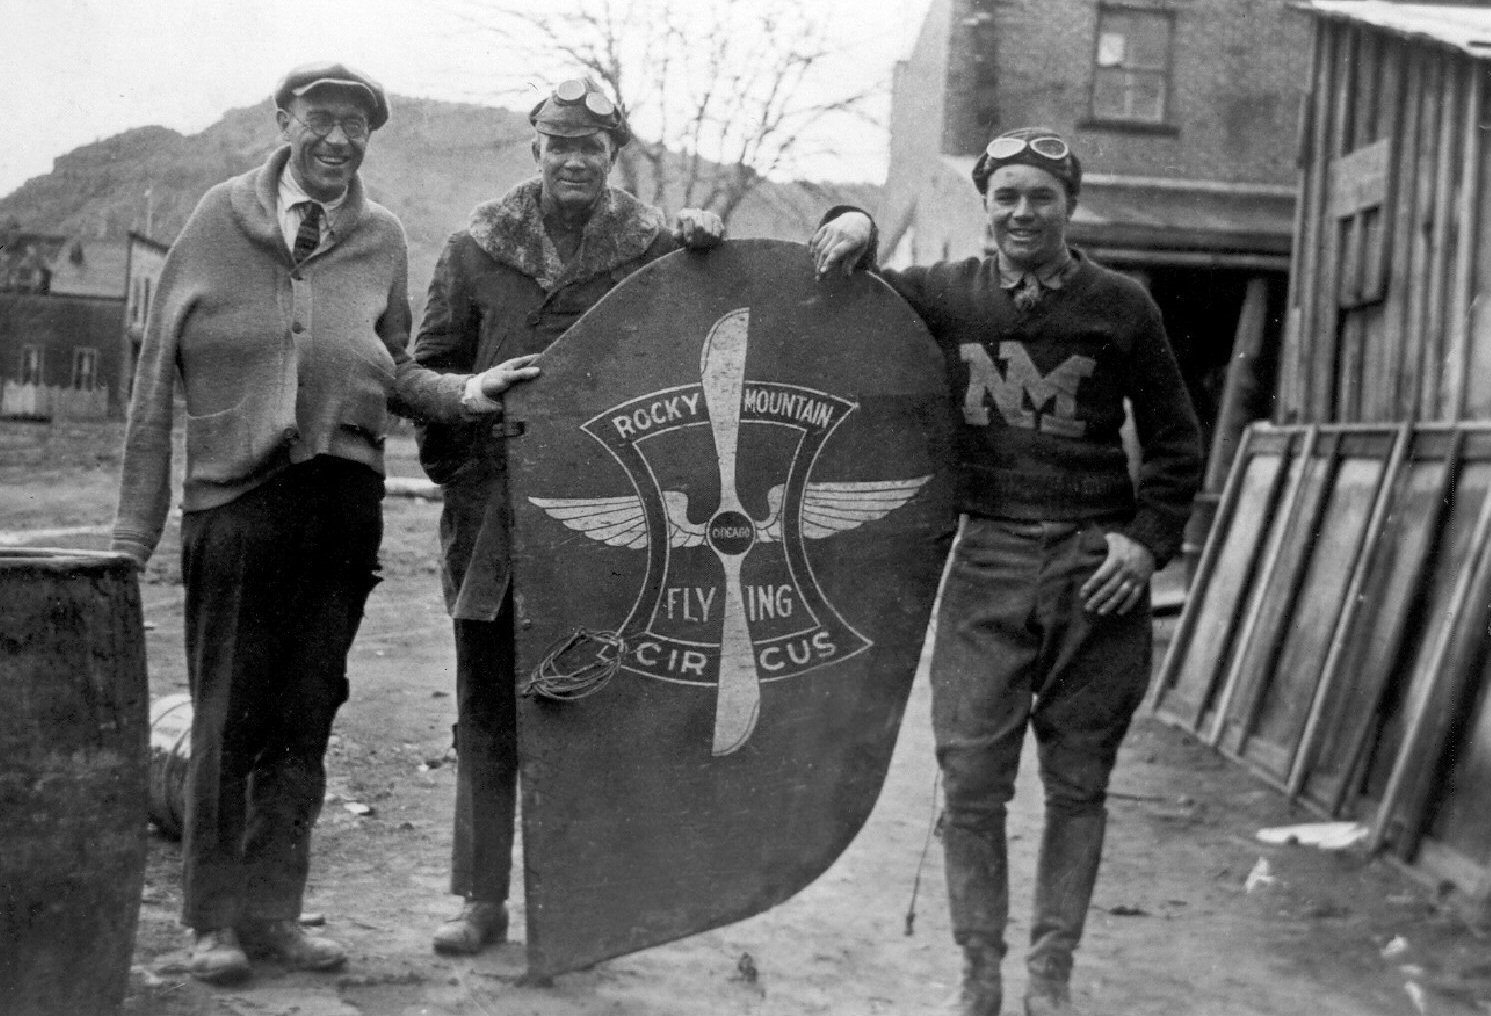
[449,594,518,903]
[179,457,383,931]
[930,515,1151,981]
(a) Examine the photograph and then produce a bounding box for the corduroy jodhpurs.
[448,591,518,904]
[178,456,383,931]
[929,514,1151,982]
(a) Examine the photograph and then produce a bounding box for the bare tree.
[439,0,878,225]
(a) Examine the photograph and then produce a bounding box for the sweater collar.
[467,177,665,292]
[996,246,1079,292]
[233,146,367,255]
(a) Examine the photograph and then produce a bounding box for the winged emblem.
[529,476,931,550]
[528,306,932,755]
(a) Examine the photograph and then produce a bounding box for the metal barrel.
[0,547,149,1016]
[148,693,193,841]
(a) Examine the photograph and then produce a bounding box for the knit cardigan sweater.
[111,146,469,564]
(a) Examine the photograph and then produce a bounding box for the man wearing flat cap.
[112,62,531,984]
[410,77,722,956]
[812,127,1201,1016]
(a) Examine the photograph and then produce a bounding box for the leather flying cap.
[529,79,632,148]
[972,126,1081,199]
[274,62,389,131]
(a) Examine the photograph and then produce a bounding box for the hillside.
[0,95,880,315]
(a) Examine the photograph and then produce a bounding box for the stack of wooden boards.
[1151,421,1491,904]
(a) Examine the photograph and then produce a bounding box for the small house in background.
[122,232,168,383]
[1152,2,1491,915]
[881,0,1310,568]
[0,229,167,420]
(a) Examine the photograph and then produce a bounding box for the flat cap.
[274,62,388,131]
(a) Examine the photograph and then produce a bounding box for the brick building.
[880,0,1312,561]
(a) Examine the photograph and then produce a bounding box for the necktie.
[292,202,322,264]
[1011,273,1042,312]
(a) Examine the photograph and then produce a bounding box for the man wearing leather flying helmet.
[811,128,1201,1016]
[409,77,723,956]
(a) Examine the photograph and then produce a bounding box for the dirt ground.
[7,419,1491,1016]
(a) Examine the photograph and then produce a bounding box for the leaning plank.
[1147,424,1256,719]
[1394,495,1491,861]
[1369,449,1491,854]
[1287,422,1410,798]
[1205,427,1319,746]
[1238,436,1393,782]
[1216,430,1340,758]
[1202,277,1270,493]
[1418,611,1491,900]
[1296,427,1458,816]
[1150,428,1296,732]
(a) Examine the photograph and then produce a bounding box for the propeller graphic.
[699,308,760,756]
[528,307,932,755]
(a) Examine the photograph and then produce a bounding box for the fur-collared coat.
[413,177,680,620]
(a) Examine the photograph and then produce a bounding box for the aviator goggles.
[290,111,371,142]
[984,135,1070,163]
[552,78,616,118]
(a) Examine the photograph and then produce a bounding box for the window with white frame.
[19,346,43,386]
[1091,5,1173,124]
[71,347,98,390]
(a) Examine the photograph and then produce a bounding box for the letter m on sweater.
[960,342,1095,437]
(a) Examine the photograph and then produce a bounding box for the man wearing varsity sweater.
[812,127,1202,1016]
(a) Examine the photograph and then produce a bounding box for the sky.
[0,0,933,200]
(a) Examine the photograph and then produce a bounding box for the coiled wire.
[522,628,628,701]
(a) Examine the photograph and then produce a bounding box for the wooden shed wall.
[1167,12,1491,911]
[1280,20,1490,425]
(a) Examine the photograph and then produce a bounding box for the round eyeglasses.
[552,78,616,118]
[292,111,371,142]
[984,135,1070,162]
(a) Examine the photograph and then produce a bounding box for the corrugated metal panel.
[1301,2,1491,60]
